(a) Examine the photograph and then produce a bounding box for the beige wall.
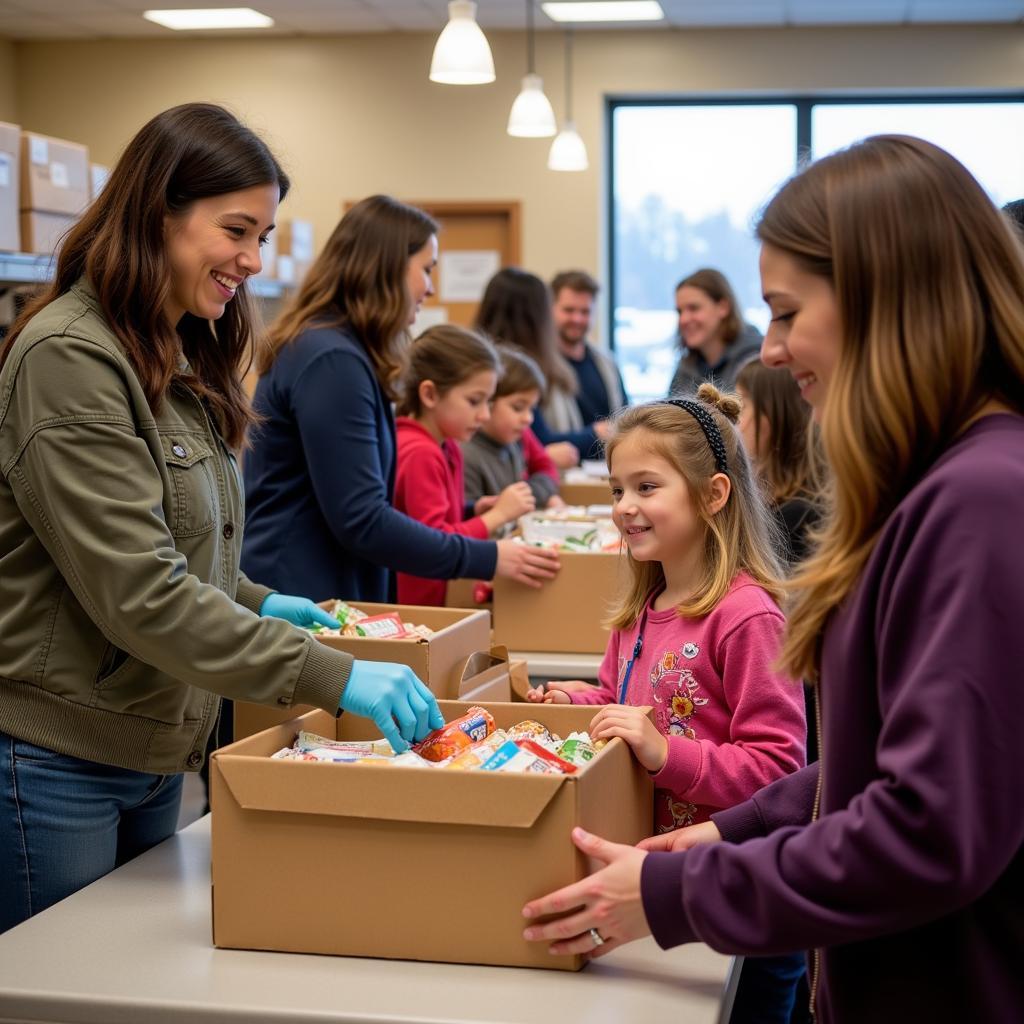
[0,37,17,123]
[8,25,1023,307]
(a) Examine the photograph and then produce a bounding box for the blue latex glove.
[340,661,445,754]
[259,593,340,630]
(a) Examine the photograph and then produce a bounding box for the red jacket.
[393,418,489,606]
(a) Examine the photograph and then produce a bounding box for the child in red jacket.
[394,325,535,605]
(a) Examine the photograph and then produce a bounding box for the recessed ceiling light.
[541,1,664,23]
[143,8,274,31]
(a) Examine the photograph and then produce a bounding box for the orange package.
[413,706,496,763]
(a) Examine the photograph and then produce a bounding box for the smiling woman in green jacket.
[0,103,443,934]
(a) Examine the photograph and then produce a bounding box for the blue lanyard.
[617,606,650,705]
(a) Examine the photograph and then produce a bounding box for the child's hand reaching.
[482,482,536,532]
[590,705,669,773]
[525,685,571,704]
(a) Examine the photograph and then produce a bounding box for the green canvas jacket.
[0,280,351,773]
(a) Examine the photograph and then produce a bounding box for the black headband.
[662,399,729,474]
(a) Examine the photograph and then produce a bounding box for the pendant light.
[429,1,495,85]
[507,1,557,137]
[548,29,588,171]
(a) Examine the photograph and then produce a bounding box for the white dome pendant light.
[507,1,557,137]
[548,29,588,171]
[430,1,495,85]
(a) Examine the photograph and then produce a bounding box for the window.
[609,95,1024,402]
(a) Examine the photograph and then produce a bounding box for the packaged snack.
[294,732,394,757]
[447,731,508,771]
[351,613,408,639]
[506,720,555,747]
[357,750,435,769]
[414,706,496,762]
[557,737,597,767]
[480,739,577,775]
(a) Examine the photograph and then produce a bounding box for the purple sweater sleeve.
[641,457,1024,957]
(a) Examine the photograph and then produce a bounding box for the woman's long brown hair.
[259,195,437,398]
[1,102,289,449]
[474,267,576,396]
[760,135,1024,681]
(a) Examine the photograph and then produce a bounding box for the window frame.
[605,90,1024,357]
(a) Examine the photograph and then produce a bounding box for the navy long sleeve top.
[529,405,602,461]
[241,325,497,603]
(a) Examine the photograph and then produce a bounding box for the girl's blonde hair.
[605,383,785,630]
[757,135,1024,681]
[395,324,499,417]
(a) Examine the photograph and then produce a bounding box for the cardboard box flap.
[214,753,567,828]
[457,645,509,683]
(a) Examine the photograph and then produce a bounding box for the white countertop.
[0,816,735,1024]
[510,651,603,680]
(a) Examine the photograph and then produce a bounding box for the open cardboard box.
[234,644,522,741]
[492,549,627,654]
[211,700,654,970]
[314,601,490,697]
[559,477,613,506]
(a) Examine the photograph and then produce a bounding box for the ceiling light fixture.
[142,8,274,30]
[548,29,588,172]
[430,1,496,85]
[508,1,557,137]
[541,1,664,23]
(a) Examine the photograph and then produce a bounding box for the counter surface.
[0,816,734,1024]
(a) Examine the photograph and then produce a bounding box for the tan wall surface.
[8,26,1022,301]
[0,37,17,123]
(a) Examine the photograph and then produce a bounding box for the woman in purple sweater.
[521,135,1024,1023]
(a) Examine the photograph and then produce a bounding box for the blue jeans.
[0,731,183,934]
[730,952,808,1024]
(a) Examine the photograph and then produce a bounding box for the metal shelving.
[0,251,292,298]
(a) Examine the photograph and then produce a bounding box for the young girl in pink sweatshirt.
[529,383,805,831]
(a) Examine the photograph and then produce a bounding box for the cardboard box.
[233,643,520,741]
[0,122,19,252]
[559,478,613,506]
[444,576,488,611]
[20,131,89,216]
[89,162,109,200]
[314,601,490,698]
[211,700,654,969]
[276,218,314,261]
[493,549,627,654]
[19,210,75,255]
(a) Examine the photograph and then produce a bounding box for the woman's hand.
[259,593,339,629]
[494,540,560,588]
[637,820,722,853]
[522,828,650,959]
[590,705,668,773]
[546,442,580,469]
[593,420,613,441]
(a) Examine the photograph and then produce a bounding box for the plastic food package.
[518,510,620,553]
[505,720,554,746]
[480,738,577,775]
[413,706,496,762]
[447,731,508,771]
[307,600,435,640]
[557,735,598,766]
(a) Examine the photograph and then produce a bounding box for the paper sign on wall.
[30,137,48,165]
[0,154,10,189]
[439,250,500,303]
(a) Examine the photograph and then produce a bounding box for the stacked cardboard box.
[274,218,314,285]
[19,131,89,255]
[0,122,19,252]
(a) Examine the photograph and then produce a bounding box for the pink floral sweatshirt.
[570,574,806,832]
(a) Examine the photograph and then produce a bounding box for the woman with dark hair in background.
[0,106,443,934]
[670,268,762,398]
[241,198,559,602]
[475,267,610,467]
